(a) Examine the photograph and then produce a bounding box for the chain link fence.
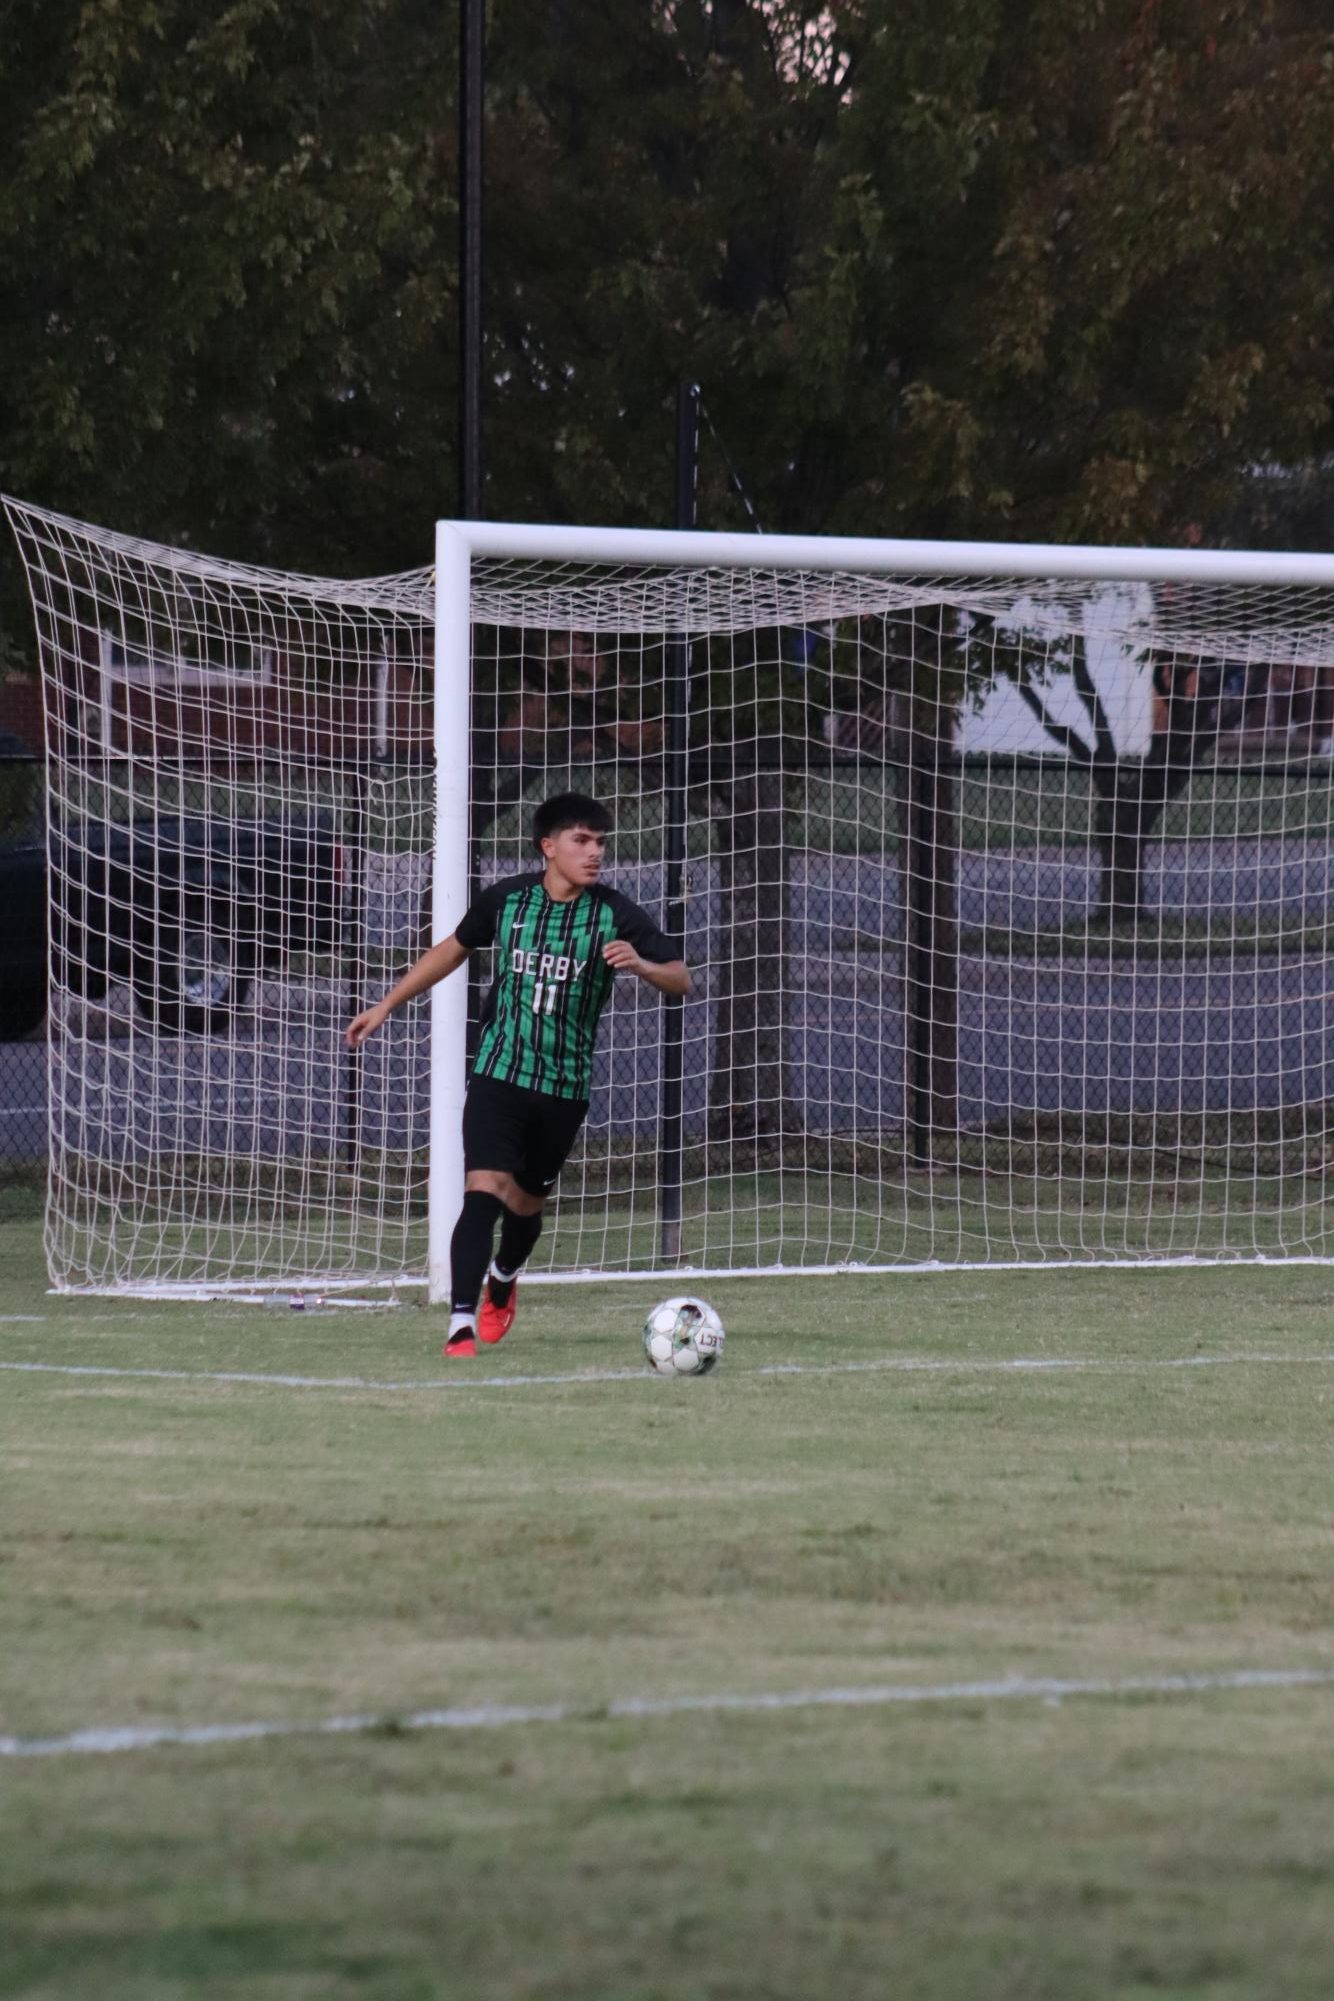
[4,746,1333,1201]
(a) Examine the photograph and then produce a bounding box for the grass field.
[5,1205,1334,1999]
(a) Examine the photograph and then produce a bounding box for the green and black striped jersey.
[455,874,677,1100]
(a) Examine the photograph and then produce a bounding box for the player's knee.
[465,1170,512,1201]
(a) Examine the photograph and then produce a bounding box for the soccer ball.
[642,1296,725,1376]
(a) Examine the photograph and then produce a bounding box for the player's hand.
[602,939,645,976]
[345,1002,390,1049]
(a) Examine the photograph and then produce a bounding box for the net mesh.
[472,557,1334,1277]
[5,498,434,1293]
[7,495,1334,1292]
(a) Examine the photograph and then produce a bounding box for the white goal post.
[7,493,1334,1298]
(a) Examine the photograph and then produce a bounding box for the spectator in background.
[1275,658,1334,752]
[1200,656,1334,756]
[496,631,662,769]
[820,691,911,760]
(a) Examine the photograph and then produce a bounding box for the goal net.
[4,496,436,1296]
[7,496,1334,1295]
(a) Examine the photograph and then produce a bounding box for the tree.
[5,0,1331,1171]
[0,0,456,666]
[877,0,1334,547]
[5,0,1332,590]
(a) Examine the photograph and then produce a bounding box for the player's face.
[542,823,607,888]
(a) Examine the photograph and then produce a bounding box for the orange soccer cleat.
[477,1276,518,1346]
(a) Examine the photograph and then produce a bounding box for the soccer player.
[345,792,690,1356]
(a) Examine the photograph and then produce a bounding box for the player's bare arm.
[345,933,471,1048]
[602,938,691,996]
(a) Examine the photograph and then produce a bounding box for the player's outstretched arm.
[602,939,691,996]
[345,934,471,1048]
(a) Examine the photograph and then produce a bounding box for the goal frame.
[431,519,1334,1302]
[9,488,1334,1299]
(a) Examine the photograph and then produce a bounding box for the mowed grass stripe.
[6,1665,1334,1761]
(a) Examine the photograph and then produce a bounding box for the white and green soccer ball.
[642,1296,725,1376]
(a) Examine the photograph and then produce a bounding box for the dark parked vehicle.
[1,810,346,1039]
[0,734,47,1042]
[0,825,46,1040]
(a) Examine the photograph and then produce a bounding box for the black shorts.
[462,1074,590,1197]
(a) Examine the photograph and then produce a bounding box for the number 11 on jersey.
[532,980,558,1014]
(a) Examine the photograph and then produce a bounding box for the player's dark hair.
[532,792,611,853]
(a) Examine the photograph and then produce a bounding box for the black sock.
[489,1207,544,1305]
[450,1191,505,1314]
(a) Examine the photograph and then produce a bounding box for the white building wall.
[956,584,1157,758]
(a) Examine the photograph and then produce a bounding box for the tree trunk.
[1093,779,1151,921]
[1092,742,1201,923]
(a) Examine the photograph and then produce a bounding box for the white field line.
[4,1666,1333,1761]
[47,1253,1334,1297]
[5,1352,1334,1395]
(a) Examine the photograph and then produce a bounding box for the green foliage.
[0,0,453,673]
[2,0,1332,679]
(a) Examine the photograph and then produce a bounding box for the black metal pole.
[342,768,371,1172]
[458,0,484,520]
[459,0,485,1068]
[658,382,699,1261]
[905,731,935,1168]
[904,702,959,1170]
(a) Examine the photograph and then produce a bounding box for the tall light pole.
[458,0,484,519]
